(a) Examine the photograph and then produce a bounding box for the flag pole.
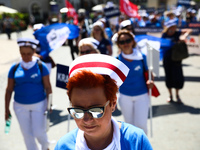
[67,109,70,132]
[147,42,153,137]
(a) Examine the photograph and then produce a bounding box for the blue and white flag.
[33,23,80,55]
[135,35,172,60]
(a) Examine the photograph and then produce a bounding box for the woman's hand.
[146,80,154,89]
[5,110,11,121]
[5,78,14,120]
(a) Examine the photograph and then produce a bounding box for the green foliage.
[194,0,200,3]
[1,12,29,32]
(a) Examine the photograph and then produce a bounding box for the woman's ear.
[111,96,117,112]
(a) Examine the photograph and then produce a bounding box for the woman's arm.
[42,75,52,109]
[146,71,154,89]
[179,28,193,41]
[106,45,113,56]
[5,78,14,120]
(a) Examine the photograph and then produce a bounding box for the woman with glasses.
[116,29,154,134]
[78,37,100,56]
[91,21,113,56]
[55,54,153,150]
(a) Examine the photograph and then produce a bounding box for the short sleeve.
[41,62,50,76]
[142,54,148,71]
[8,63,17,79]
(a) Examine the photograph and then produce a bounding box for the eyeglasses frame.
[67,100,110,119]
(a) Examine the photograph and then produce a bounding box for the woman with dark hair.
[55,54,153,150]
[116,29,154,134]
[162,19,192,103]
[5,38,52,150]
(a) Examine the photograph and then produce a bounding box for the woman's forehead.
[119,34,131,39]
[20,46,33,51]
[81,45,93,50]
[70,87,106,106]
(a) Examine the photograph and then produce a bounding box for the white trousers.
[118,93,150,134]
[13,100,49,150]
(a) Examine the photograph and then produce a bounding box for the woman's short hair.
[116,29,136,48]
[67,70,118,103]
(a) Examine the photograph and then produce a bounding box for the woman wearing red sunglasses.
[116,29,154,135]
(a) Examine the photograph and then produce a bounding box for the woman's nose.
[83,112,93,122]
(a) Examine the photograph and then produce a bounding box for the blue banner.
[135,27,163,35]
[56,64,69,90]
[104,6,120,18]
[135,27,200,35]
[177,0,191,7]
[33,23,80,57]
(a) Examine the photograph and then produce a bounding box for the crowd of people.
[4,3,196,150]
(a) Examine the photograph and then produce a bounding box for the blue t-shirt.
[54,121,153,150]
[8,61,49,104]
[97,38,111,55]
[118,53,148,96]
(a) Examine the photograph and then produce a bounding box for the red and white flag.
[65,0,78,24]
[120,0,139,18]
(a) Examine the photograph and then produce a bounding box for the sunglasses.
[118,38,132,45]
[80,49,94,55]
[67,101,110,119]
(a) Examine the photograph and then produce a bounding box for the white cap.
[17,38,39,49]
[175,10,181,16]
[141,13,148,17]
[78,38,99,49]
[149,15,155,20]
[33,23,44,31]
[93,21,104,28]
[68,54,130,87]
[191,9,196,14]
[119,20,132,29]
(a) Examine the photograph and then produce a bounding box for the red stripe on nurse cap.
[69,54,129,87]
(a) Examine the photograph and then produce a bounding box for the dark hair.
[67,70,118,103]
[117,29,136,48]
[19,46,35,51]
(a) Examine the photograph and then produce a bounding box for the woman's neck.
[94,35,102,42]
[84,122,113,150]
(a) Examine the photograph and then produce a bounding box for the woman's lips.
[84,125,96,130]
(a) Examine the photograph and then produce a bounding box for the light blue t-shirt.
[54,121,153,150]
[118,53,148,96]
[8,61,49,104]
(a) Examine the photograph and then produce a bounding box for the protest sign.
[56,64,69,90]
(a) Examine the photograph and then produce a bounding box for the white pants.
[13,100,49,150]
[118,93,150,134]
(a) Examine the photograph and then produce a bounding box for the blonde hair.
[78,43,100,55]
[91,25,108,39]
